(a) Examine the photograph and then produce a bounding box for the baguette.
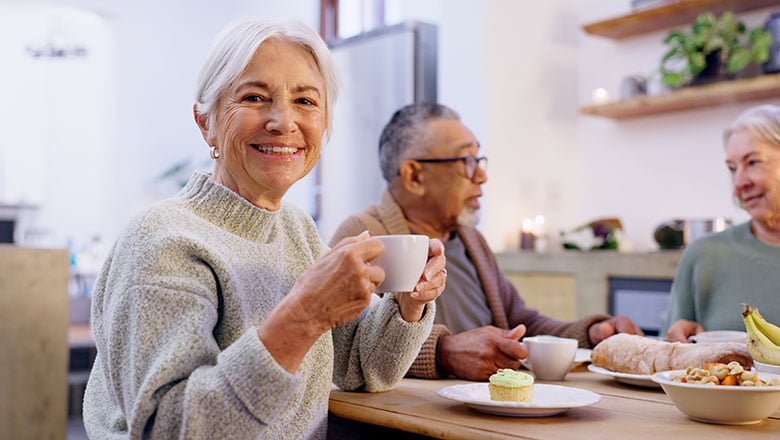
[591,334,753,375]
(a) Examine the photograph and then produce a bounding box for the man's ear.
[398,160,426,196]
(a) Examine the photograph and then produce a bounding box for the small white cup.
[372,235,429,293]
[523,336,578,381]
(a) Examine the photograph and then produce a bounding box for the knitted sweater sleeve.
[331,294,436,391]
[405,324,451,378]
[328,209,448,379]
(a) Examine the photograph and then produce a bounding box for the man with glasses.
[329,103,643,381]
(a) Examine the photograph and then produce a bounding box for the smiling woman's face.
[198,38,326,210]
[725,128,780,227]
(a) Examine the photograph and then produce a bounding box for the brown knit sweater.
[329,190,611,378]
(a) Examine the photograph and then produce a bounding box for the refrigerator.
[317,21,437,243]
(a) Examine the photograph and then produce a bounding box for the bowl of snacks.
[651,362,780,425]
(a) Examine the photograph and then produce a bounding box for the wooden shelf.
[582,0,780,40]
[580,73,780,119]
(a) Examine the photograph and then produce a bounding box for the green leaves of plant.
[728,47,751,73]
[659,11,771,88]
[750,27,773,64]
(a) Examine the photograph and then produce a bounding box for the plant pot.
[690,50,726,86]
[735,62,763,80]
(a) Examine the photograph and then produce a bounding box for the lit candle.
[534,214,546,230]
[591,87,610,104]
[520,218,536,251]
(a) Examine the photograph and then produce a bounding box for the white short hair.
[194,20,339,139]
[724,104,780,148]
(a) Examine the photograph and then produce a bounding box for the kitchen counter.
[495,250,682,320]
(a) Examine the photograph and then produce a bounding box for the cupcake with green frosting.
[488,368,534,402]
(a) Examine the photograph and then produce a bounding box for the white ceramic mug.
[372,235,429,293]
[522,336,578,381]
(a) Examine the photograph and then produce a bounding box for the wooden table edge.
[329,399,522,440]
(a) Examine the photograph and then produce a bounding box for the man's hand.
[438,324,527,381]
[664,319,703,342]
[588,316,644,346]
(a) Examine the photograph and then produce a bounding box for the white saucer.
[436,383,601,417]
[520,348,592,371]
[587,364,661,389]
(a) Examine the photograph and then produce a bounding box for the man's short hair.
[378,102,460,182]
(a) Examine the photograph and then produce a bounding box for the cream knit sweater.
[83,171,433,439]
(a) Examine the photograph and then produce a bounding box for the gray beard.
[457,207,480,228]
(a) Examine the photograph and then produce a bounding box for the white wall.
[0,3,115,248]
[482,1,580,252]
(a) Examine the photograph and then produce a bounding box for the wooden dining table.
[328,364,780,439]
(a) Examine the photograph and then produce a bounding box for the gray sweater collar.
[177,171,282,240]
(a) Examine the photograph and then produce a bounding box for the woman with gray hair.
[664,104,780,342]
[83,20,446,439]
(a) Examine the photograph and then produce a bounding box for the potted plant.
[560,217,623,251]
[659,11,772,88]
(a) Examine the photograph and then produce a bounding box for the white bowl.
[755,360,780,375]
[651,370,780,425]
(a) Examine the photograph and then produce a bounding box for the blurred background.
[2,0,770,259]
[5,1,779,436]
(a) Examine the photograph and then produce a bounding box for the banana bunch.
[742,303,780,365]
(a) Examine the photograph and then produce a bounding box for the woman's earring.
[210,146,220,159]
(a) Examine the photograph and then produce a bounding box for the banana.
[751,306,780,346]
[742,303,780,365]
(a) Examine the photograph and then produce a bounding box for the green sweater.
[83,171,434,439]
[663,221,780,335]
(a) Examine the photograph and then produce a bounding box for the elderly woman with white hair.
[83,20,446,439]
[663,104,780,342]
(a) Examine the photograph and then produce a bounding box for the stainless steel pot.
[683,218,732,244]
[654,218,732,249]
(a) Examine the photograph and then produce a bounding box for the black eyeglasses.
[411,155,487,180]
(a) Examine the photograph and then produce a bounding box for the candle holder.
[519,217,537,251]
[591,87,610,104]
[519,231,536,251]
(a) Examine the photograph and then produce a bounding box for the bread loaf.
[591,334,753,375]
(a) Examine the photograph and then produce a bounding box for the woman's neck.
[751,219,780,246]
